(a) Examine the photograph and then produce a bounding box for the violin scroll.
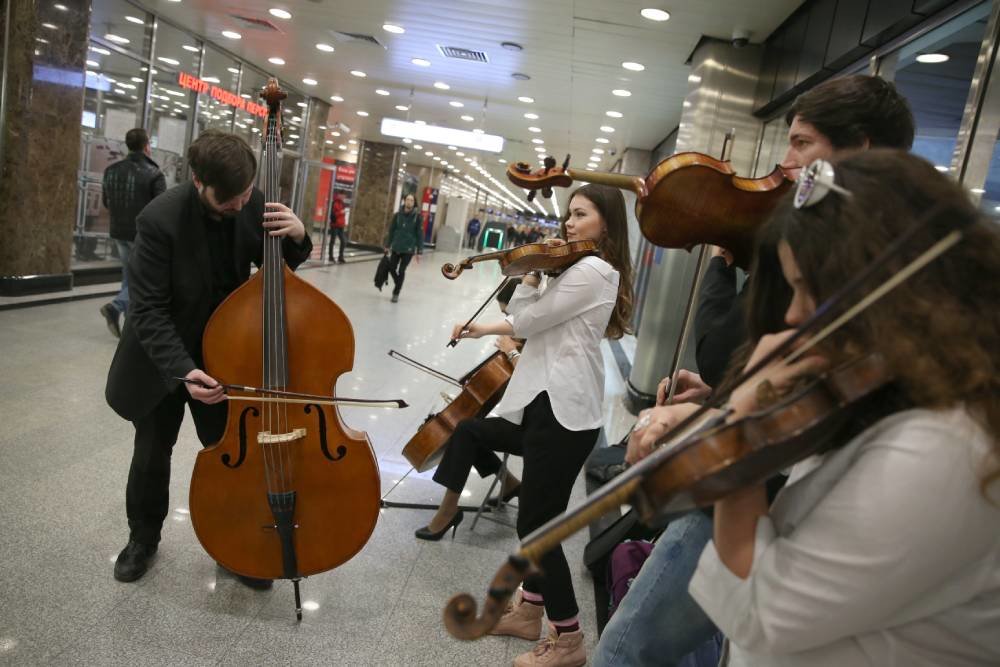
[441,260,469,280]
[507,155,574,199]
[443,555,532,640]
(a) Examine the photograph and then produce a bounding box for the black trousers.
[328,227,346,260]
[125,387,227,545]
[433,392,598,621]
[388,251,413,295]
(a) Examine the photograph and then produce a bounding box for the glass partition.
[89,0,152,58]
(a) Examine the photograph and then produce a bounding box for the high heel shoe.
[486,483,521,508]
[414,510,464,541]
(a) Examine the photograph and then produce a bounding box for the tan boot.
[489,589,543,640]
[513,626,586,667]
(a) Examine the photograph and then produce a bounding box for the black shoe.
[415,510,464,541]
[486,483,521,508]
[391,293,399,303]
[100,303,121,338]
[338,257,346,264]
[113,540,157,582]
[236,574,274,590]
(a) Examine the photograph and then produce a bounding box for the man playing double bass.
[105,130,312,586]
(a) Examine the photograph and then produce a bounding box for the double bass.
[188,80,383,618]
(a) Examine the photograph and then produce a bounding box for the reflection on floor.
[0,247,634,665]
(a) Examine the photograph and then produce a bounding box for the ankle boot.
[489,588,543,640]
[513,626,586,667]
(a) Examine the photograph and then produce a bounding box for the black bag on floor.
[374,253,390,291]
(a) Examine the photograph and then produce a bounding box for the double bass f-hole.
[304,403,347,462]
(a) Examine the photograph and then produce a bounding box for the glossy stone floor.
[0,249,634,666]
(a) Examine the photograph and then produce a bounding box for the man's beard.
[198,189,239,218]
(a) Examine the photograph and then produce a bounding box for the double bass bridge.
[257,428,308,445]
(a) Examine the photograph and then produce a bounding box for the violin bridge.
[257,428,307,445]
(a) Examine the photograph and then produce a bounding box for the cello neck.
[565,169,647,198]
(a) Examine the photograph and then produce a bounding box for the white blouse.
[689,407,1000,667]
[492,255,619,431]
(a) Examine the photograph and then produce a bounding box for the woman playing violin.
[689,149,1000,666]
[419,184,634,666]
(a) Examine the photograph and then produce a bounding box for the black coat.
[102,151,167,242]
[105,182,313,421]
[694,256,746,388]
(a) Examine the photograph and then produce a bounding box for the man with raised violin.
[105,131,311,586]
[593,74,918,666]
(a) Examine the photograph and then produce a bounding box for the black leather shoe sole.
[113,546,156,583]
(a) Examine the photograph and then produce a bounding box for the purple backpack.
[606,539,655,617]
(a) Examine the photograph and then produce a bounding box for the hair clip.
[794,159,853,209]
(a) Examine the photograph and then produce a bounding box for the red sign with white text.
[335,162,356,185]
[177,72,268,118]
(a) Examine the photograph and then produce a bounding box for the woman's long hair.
[748,149,1000,492]
[561,184,635,339]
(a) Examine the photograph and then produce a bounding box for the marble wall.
[0,0,91,281]
[350,140,401,247]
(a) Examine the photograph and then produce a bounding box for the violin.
[508,153,793,269]
[441,200,968,639]
[390,350,514,472]
[441,240,598,280]
[188,80,388,619]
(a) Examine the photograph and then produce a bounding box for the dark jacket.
[102,151,167,242]
[105,182,313,421]
[385,207,423,254]
[694,256,746,388]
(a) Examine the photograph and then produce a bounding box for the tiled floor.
[0,248,634,665]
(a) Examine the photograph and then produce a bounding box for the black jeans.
[388,251,413,295]
[328,227,346,260]
[433,392,598,621]
[125,387,227,545]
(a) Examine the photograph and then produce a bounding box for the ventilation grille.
[437,45,489,63]
[227,13,281,32]
[332,31,385,47]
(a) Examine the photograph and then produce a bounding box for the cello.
[188,80,383,619]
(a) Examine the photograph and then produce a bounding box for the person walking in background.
[328,192,347,263]
[384,193,422,303]
[99,128,166,338]
[466,214,481,249]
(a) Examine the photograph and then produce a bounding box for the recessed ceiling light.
[395,104,409,111]
[499,158,508,163]
[449,101,464,107]
[357,110,369,116]
[460,115,474,121]
[916,53,949,63]
[104,34,130,44]
[934,165,949,172]
[414,144,423,149]
[302,78,317,86]
[456,151,464,156]
[227,67,240,74]
[622,61,645,72]
[350,70,367,78]
[587,162,599,168]
[524,112,539,119]
[434,81,450,90]
[531,138,544,144]
[325,140,334,145]
[383,23,405,34]
[268,57,285,65]
[222,30,242,40]
[592,148,605,154]
[269,8,292,19]
[528,126,541,133]
[338,144,347,150]
[316,43,335,53]
[124,15,144,24]
[157,56,179,66]
[376,88,390,96]
[534,147,546,153]
[54,3,68,9]
[348,139,358,144]
[606,110,623,118]
[518,96,535,104]
[640,8,671,21]
[612,89,632,97]
[402,138,412,144]
[330,95,344,102]
[596,137,610,144]
[411,58,431,67]
[511,72,531,81]
[600,126,615,133]
[182,45,199,52]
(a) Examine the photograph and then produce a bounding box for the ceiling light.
[411,58,431,67]
[376,88,390,96]
[316,43,335,53]
[425,151,434,156]
[592,148,605,154]
[395,104,409,111]
[689,74,702,83]
[640,8,671,21]
[348,139,358,144]
[302,78,317,86]
[325,140,334,145]
[587,162,599,168]
[402,138,412,144]
[383,23,405,34]
[622,61,645,71]
[460,115,474,122]
[296,102,307,108]
[498,158,507,164]
[518,96,535,104]
[969,187,985,194]
[182,45,199,52]
[596,137,610,144]
[268,56,285,65]
[600,126,615,133]
[350,70,366,78]
[104,33,130,44]
[357,110,369,116]
[449,101,464,107]
[338,144,347,150]
[528,126,541,133]
[380,118,505,153]
[935,165,949,172]
[524,112,538,120]
[124,15,144,24]
[534,147,546,153]
[54,3,68,9]
[434,81,450,90]
[531,138,544,144]
[456,151,464,156]
[269,8,292,19]
[612,89,632,97]
[511,72,530,81]
[916,53,949,64]
[330,95,344,102]
[222,30,242,40]
[227,67,240,74]
[414,144,423,149]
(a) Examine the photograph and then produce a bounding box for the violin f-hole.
[305,403,346,462]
